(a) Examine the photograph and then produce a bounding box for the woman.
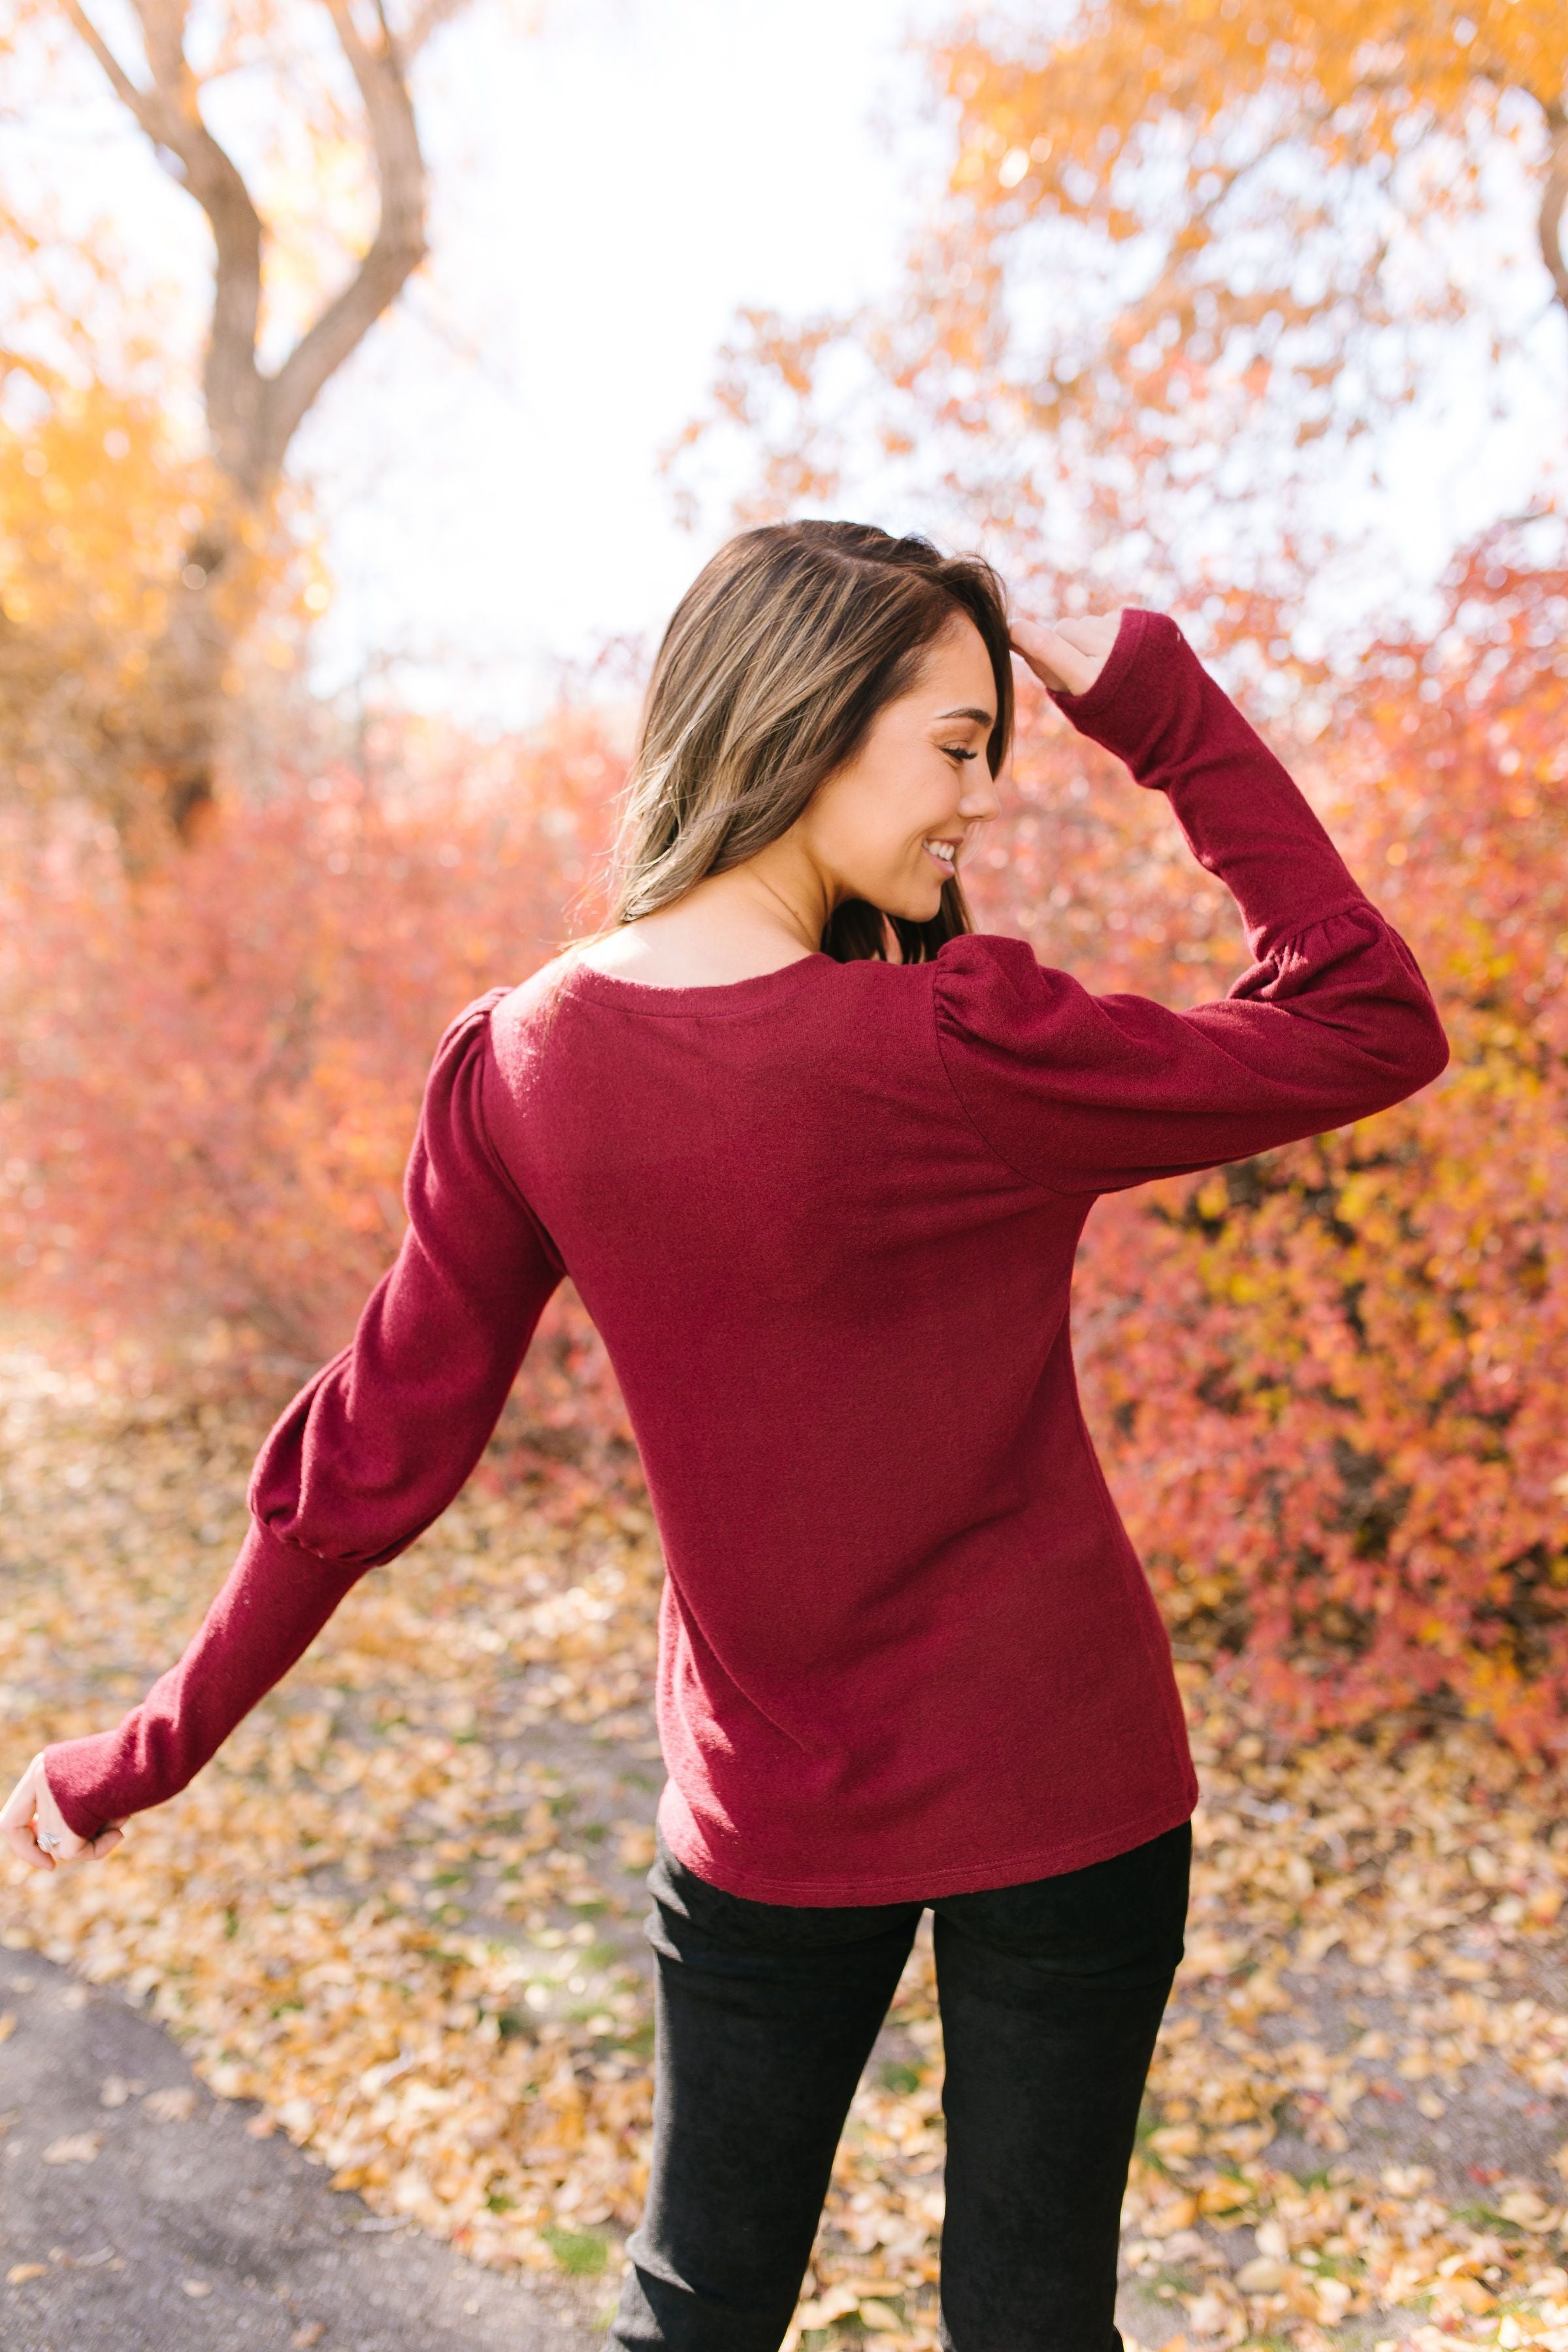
[3,521,1447,2351]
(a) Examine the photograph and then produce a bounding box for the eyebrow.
[931,705,994,726]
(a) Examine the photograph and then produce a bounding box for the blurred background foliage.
[2,0,1567,1752]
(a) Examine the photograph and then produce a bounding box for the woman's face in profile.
[792,616,1002,924]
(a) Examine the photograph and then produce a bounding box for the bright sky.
[297,0,934,723]
[287,0,1568,721]
[12,0,1566,728]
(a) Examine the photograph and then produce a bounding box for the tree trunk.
[61,0,436,857]
[139,525,246,845]
[1540,106,1568,325]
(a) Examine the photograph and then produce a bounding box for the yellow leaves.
[1143,2191,1201,2234]
[1195,1175,1228,1222]
[1380,2162,1433,2197]
[0,386,204,640]
[1496,2187,1554,2231]
[799,2295,870,2333]
[1181,1927,1249,1976]
[615,1821,656,1872]
[1433,2270,1497,2318]
[142,2085,197,2122]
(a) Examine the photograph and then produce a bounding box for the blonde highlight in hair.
[604,521,1013,964]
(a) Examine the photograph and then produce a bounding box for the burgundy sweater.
[46,610,1448,1901]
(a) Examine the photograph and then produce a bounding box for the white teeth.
[924,839,957,865]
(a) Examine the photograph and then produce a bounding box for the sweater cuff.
[1045,606,1158,732]
[42,1746,125,1844]
[42,1518,351,1841]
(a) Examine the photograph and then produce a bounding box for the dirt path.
[0,1950,602,2352]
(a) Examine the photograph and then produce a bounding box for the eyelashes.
[943,746,979,763]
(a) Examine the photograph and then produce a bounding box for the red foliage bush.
[0,715,636,1494]
[3,550,1565,1744]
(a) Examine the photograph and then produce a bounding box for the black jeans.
[610,1820,1191,2352]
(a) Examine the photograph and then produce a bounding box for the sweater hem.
[655,1774,1200,1907]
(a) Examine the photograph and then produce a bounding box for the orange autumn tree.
[932,0,1568,520]
[1,0,468,856]
[677,1,1568,612]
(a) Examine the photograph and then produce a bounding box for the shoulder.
[932,932,1056,1020]
[472,953,589,1099]
[421,968,568,1112]
[434,982,515,1053]
[931,933,1096,1067]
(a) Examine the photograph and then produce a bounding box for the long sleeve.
[45,992,564,1839]
[934,606,1448,1195]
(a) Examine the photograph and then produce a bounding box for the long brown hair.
[604,521,1013,963]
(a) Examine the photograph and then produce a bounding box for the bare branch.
[254,0,429,479]
[403,0,468,57]
[1539,106,1568,319]
[59,0,166,139]
[65,0,442,509]
[86,0,267,493]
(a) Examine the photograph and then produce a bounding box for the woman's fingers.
[33,1758,113,1867]
[1009,619,1079,693]
[0,1756,57,1869]
[1010,610,1124,697]
[0,1754,122,1870]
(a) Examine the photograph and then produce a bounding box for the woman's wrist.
[1046,607,1155,727]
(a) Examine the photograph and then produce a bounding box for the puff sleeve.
[45,992,563,1836]
[934,609,1448,1195]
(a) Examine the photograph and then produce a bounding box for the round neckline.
[564,949,836,1015]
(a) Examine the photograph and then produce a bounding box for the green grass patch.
[544,2226,609,2276]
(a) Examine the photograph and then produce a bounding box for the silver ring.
[37,1831,62,1853]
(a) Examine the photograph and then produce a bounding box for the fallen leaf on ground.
[142,2085,196,2123]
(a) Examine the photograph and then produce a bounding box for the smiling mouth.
[923,837,960,873]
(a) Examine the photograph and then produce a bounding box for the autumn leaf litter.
[2,1341,1567,2351]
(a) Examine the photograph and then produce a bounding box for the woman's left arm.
[936,609,1448,1196]
[25,992,563,1855]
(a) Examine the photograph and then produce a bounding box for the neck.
[681,845,832,956]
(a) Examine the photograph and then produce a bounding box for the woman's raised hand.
[1009,611,1125,698]
[0,1752,124,1871]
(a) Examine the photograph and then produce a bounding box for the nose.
[959,772,1002,824]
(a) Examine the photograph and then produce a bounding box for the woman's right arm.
[934,608,1448,1195]
[30,991,564,1849]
